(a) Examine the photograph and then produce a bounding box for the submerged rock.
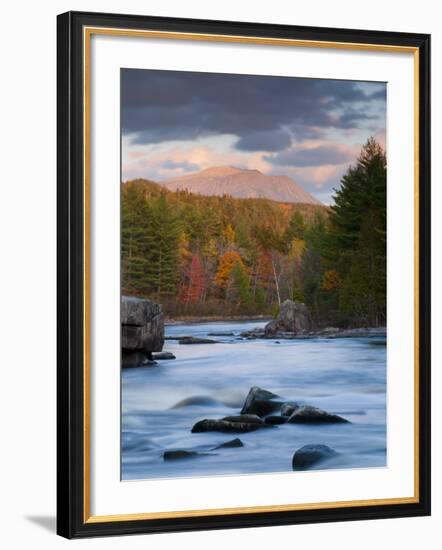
[163,450,199,461]
[121,351,158,368]
[292,444,338,469]
[191,418,270,434]
[214,438,244,449]
[264,415,288,425]
[239,328,265,338]
[153,351,176,360]
[178,336,219,345]
[323,327,386,339]
[240,386,283,417]
[207,331,235,336]
[171,395,220,408]
[288,405,349,424]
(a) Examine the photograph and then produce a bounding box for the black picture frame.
[57,10,431,539]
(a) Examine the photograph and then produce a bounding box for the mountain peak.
[200,166,244,176]
[159,165,321,205]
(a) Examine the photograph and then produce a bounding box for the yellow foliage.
[322,269,342,290]
[223,224,235,244]
[289,238,306,262]
[178,232,192,264]
[214,251,243,289]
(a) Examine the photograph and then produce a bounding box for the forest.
[122,138,386,327]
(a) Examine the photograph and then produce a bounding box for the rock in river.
[153,351,176,360]
[121,296,164,368]
[264,299,311,336]
[280,402,300,417]
[179,336,219,345]
[265,415,288,425]
[163,450,199,461]
[191,418,271,433]
[171,395,220,408]
[292,444,338,469]
[214,438,244,449]
[222,414,264,425]
[240,386,283,417]
[288,405,349,424]
[121,352,158,369]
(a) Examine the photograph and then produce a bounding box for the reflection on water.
[122,321,386,480]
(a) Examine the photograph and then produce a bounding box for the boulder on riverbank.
[121,296,165,368]
[265,300,311,336]
[292,444,338,469]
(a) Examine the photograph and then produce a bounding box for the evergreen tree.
[328,138,386,325]
[149,194,181,297]
[285,210,306,242]
[121,185,155,296]
[230,260,252,308]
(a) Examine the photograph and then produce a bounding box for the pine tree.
[149,194,181,297]
[328,137,386,325]
[285,210,306,242]
[230,260,252,308]
[121,185,155,296]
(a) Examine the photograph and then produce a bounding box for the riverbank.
[240,326,386,340]
[165,314,273,325]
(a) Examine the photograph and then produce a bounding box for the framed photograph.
[57,11,431,538]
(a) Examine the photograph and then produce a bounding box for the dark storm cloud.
[267,144,355,167]
[122,69,385,152]
[236,129,292,151]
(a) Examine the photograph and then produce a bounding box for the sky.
[121,69,386,204]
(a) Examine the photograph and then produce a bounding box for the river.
[122,320,386,480]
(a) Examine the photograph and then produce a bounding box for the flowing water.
[122,320,386,480]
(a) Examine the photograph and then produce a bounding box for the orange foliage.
[214,251,244,289]
[322,269,342,290]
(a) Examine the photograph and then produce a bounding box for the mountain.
[158,166,322,205]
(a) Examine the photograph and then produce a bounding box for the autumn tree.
[179,252,205,305]
[214,251,244,289]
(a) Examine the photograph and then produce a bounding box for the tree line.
[122,138,386,326]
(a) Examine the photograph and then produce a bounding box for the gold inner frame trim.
[83,26,420,524]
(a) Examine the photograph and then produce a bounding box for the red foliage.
[178,253,205,304]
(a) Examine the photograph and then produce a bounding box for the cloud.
[235,129,292,152]
[122,69,386,153]
[269,163,351,205]
[161,159,200,172]
[122,141,269,182]
[266,143,356,167]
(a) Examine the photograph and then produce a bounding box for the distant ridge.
[158,166,322,205]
